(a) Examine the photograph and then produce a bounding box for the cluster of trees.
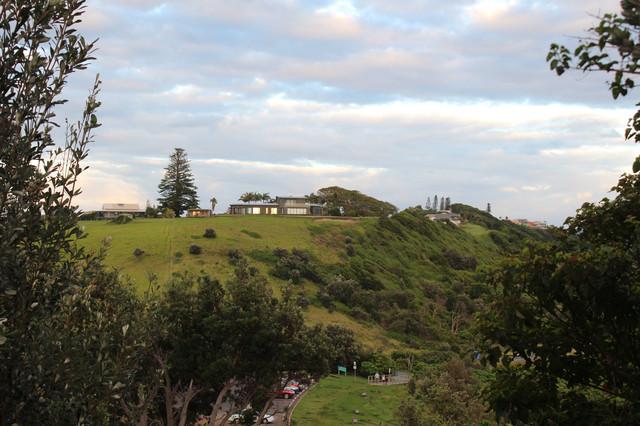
[306,186,397,217]
[425,195,451,212]
[0,4,359,424]
[238,192,273,203]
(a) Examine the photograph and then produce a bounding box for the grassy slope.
[79,216,400,348]
[292,375,406,426]
[79,207,546,351]
[79,216,357,287]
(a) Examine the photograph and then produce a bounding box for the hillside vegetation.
[306,186,398,217]
[79,204,547,354]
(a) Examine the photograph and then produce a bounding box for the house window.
[286,208,307,215]
[270,208,278,215]
[252,207,261,215]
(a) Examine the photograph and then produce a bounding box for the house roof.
[229,203,278,207]
[102,203,144,212]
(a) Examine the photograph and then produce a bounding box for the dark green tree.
[479,4,640,423]
[0,1,157,423]
[158,148,199,216]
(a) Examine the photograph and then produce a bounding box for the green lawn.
[292,375,407,425]
[79,216,360,290]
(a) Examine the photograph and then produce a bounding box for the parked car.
[274,388,296,399]
[284,385,301,394]
[228,413,275,424]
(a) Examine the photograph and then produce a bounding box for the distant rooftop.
[102,203,144,212]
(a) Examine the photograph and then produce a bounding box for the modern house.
[186,209,212,218]
[99,203,146,219]
[228,196,324,216]
[426,211,462,226]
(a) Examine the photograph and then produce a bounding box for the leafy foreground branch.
[0,2,357,424]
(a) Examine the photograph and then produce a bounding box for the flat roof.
[229,203,278,207]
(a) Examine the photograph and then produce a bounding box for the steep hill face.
[79,205,548,354]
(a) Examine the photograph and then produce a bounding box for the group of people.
[373,372,390,384]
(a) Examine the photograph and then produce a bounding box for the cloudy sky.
[63,0,640,224]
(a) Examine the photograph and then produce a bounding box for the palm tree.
[210,197,217,213]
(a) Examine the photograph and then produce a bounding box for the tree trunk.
[253,394,276,426]
[208,379,235,426]
[178,380,199,426]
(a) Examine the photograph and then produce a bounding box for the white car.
[228,413,275,424]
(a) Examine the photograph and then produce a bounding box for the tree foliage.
[478,4,640,423]
[238,192,272,203]
[0,1,157,423]
[158,148,199,216]
[478,166,640,424]
[547,1,640,143]
[306,186,397,217]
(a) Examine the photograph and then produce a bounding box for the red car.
[274,388,296,399]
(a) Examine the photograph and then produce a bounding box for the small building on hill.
[426,211,462,226]
[227,196,324,216]
[99,203,145,219]
[186,209,212,218]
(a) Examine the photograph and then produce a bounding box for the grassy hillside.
[79,215,359,287]
[79,206,548,351]
[292,375,406,425]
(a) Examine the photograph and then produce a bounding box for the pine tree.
[158,148,199,216]
[426,196,431,210]
[487,203,492,214]
[445,197,451,210]
[433,195,439,211]
[440,196,445,211]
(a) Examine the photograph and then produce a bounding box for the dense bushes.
[110,214,133,224]
[203,228,217,238]
[443,250,477,271]
[189,244,202,255]
[272,248,322,284]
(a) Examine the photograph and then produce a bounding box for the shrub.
[133,248,145,257]
[326,275,359,305]
[289,269,302,284]
[317,291,335,311]
[344,236,353,245]
[174,251,183,259]
[346,244,356,257]
[228,249,242,265]
[272,248,322,283]
[162,208,176,218]
[349,307,370,321]
[145,206,159,218]
[443,249,477,271]
[110,214,133,225]
[296,295,310,310]
[189,244,202,255]
[203,228,217,239]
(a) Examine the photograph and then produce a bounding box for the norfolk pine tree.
[158,148,199,216]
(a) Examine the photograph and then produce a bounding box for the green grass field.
[292,375,407,425]
[79,216,364,289]
[79,216,405,350]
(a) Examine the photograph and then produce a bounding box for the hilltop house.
[98,203,146,219]
[228,196,324,216]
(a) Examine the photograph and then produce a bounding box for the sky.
[61,0,640,224]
